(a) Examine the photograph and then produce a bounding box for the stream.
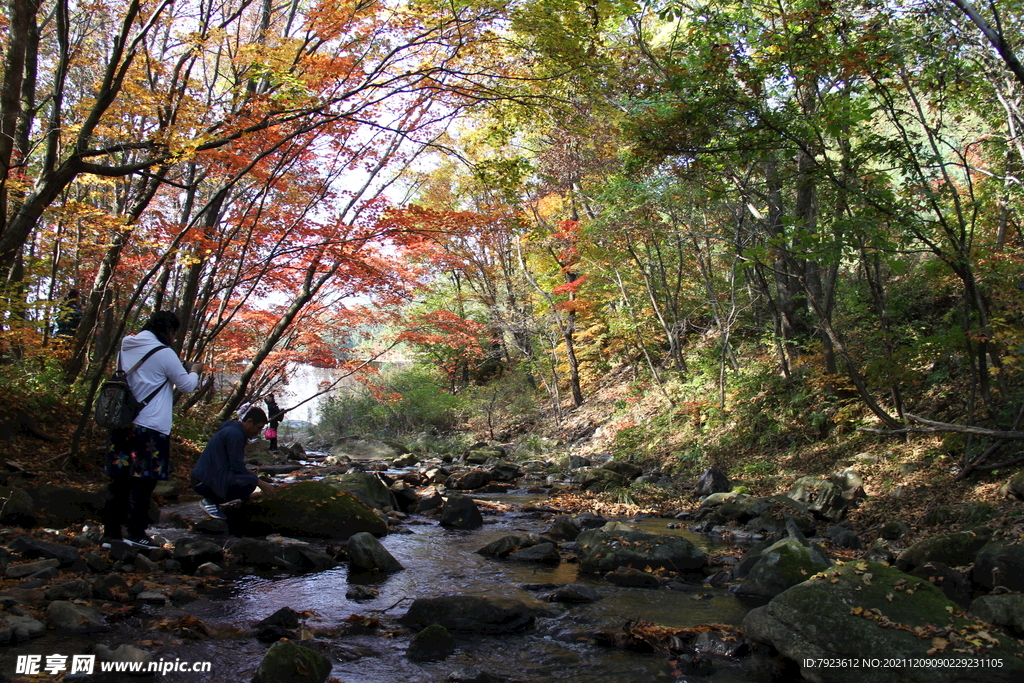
[109,488,765,683]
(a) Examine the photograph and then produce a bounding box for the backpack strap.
[119,345,170,408]
[121,345,167,376]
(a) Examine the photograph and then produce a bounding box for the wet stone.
[5,558,59,578]
[0,615,45,644]
[136,590,169,605]
[604,568,661,588]
[8,534,79,566]
[543,583,603,603]
[46,600,109,633]
[408,623,457,662]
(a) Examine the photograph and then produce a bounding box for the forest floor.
[518,362,1024,547]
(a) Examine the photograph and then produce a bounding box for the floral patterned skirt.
[106,424,170,480]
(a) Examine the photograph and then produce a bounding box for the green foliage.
[462,369,539,439]
[958,502,998,526]
[320,365,466,437]
[0,355,85,413]
[610,424,648,460]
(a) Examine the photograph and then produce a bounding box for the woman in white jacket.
[100,311,204,549]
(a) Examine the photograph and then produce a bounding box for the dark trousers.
[191,472,259,505]
[101,472,158,538]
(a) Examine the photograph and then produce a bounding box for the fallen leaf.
[862,572,873,586]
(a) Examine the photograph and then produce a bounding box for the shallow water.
[133,495,764,682]
[0,491,766,683]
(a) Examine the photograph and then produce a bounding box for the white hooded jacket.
[119,330,200,435]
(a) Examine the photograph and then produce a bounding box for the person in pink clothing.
[100,311,204,549]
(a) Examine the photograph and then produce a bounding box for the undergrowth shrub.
[320,364,465,437]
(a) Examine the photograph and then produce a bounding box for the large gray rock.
[439,495,483,530]
[743,562,1024,683]
[507,542,560,563]
[253,640,332,683]
[448,470,492,490]
[44,579,92,602]
[321,472,398,511]
[477,535,544,559]
[488,463,524,482]
[229,481,387,540]
[172,538,224,574]
[545,583,603,603]
[346,532,403,573]
[94,644,154,671]
[225,537,337,572]
[399,595,538,633]
[736,537,832,598]
[5,558,59,578]
[46,600,109,633]
[579,468,628,492]
[332,437,404,461]
[999,471,1024,499]
[577,528,705,574]
[970,593,1024,636]
[0,615,45,643]
[0,487,35,527]
[407,624,456,662]
[545,516,581,541]
[895,528,992,573]
[600,461,643,480]
[23,485,103,526]
[787,477,848,521]
[973,542,1024,592]
[824,525,864,550]
[694,467,730,497]
[9,534,78,566]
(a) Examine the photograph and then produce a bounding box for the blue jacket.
[191,420,251,499]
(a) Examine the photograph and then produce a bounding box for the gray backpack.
[94,346,167,429]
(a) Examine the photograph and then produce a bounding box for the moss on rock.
[743,561,1024,683]
[230,481,387,540]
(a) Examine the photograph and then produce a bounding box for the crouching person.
[192,407,276,519]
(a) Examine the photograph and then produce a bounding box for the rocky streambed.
[0,438,1022,683]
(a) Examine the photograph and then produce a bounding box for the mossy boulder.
[229,481,387,540]
[321,471,397,511]
[579,468,628,492]
[600,461,643,480]
[743,561,1024,683]
[577,529,705,574]
[465,447,504,465]
[737,537,832,598]
[999,471,1024,499]
[973,542,1024,592]
[253,640,331,683]
[895,528,992,573]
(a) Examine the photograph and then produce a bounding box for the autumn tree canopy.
[5,0,1024,476]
